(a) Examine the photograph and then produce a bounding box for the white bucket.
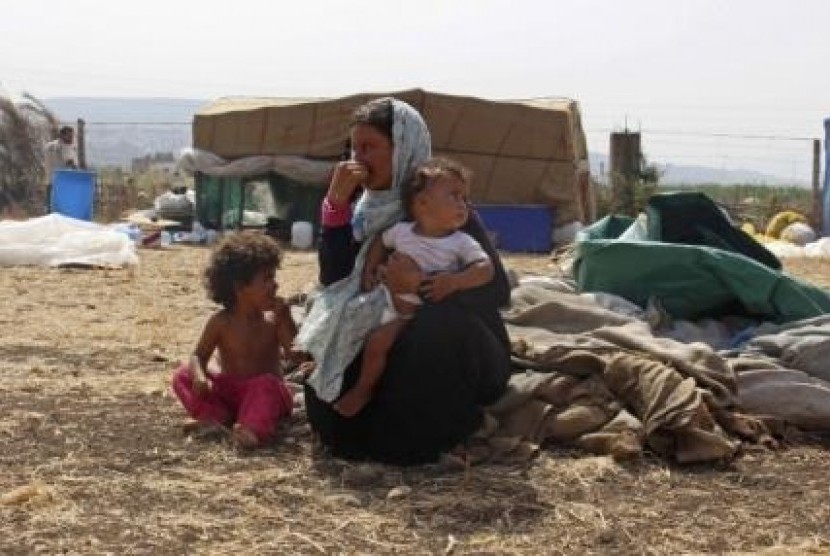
[160,231,173,247]
[291,221,314,250]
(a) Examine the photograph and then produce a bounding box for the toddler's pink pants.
[172,364,292,444]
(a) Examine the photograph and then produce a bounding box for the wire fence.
[73,120,823,228]
[583,127,822,228]
[586,128,819,187]
[94,175,170,222]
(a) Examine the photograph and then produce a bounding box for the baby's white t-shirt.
[381,221,489,274]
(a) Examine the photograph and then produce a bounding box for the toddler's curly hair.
[402,157,472,220]
[204,232,282,310]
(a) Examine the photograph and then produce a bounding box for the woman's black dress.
[304,212,511,465]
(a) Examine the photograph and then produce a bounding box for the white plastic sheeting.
[765,237,830,259]
[0,214,138,267]
[177,147,334,184]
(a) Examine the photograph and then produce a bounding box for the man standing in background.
[44,126,78,212]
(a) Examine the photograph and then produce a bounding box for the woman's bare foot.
[333,387,372,417]
[297,360,316,378]
[231,423,259,449]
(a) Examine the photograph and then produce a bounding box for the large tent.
[192,89,594,226]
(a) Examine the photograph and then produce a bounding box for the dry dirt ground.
[1,246,830,555]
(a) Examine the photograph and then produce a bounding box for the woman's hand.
[419,273,458,302]
[361,263,380,292]
[380,252,424,296]
[327,161,367,205]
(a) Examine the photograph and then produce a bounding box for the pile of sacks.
[458,285,779,465]
[742,210,830,259]
[742,210,816,245]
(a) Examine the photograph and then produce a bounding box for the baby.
[334,157,494,416]
[172,232,297,448]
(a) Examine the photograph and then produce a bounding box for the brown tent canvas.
[193,89,594,224]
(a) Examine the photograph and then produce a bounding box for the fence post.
[813,138,822,232]
[77,118,87,170]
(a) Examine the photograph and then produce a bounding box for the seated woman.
[299,97,511,465]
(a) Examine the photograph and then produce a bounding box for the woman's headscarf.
[297,99,431,402]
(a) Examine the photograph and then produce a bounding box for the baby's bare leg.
[335,319,407,417]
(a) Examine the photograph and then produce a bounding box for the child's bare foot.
[231,423,259,449]
[182,419,228,441]
[181,418,202,435]
[334,387,372,417]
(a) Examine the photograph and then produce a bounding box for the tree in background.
[596,156,662,219]
[0,91,60,214]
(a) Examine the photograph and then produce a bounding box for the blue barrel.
[474,204,554,252]
[51,170,96,221]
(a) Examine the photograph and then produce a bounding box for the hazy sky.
[2,0,828,180]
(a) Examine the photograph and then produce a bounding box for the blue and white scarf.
[297,99,431,402]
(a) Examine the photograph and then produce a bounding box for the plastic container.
[473,204,553,252]
[291,221,314,250]
[190,222,207,244]
[618,213,648,241]
[51,170,96,221]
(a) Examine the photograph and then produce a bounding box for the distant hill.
[46,97,808,185]
[656,162,808,187]
[588,153,808,187]
[45,97,206,168]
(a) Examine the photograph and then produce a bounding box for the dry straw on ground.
[1,247,829,554]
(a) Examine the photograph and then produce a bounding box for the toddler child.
[172,232,296,448]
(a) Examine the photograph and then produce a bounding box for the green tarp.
[575,193,830,323]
